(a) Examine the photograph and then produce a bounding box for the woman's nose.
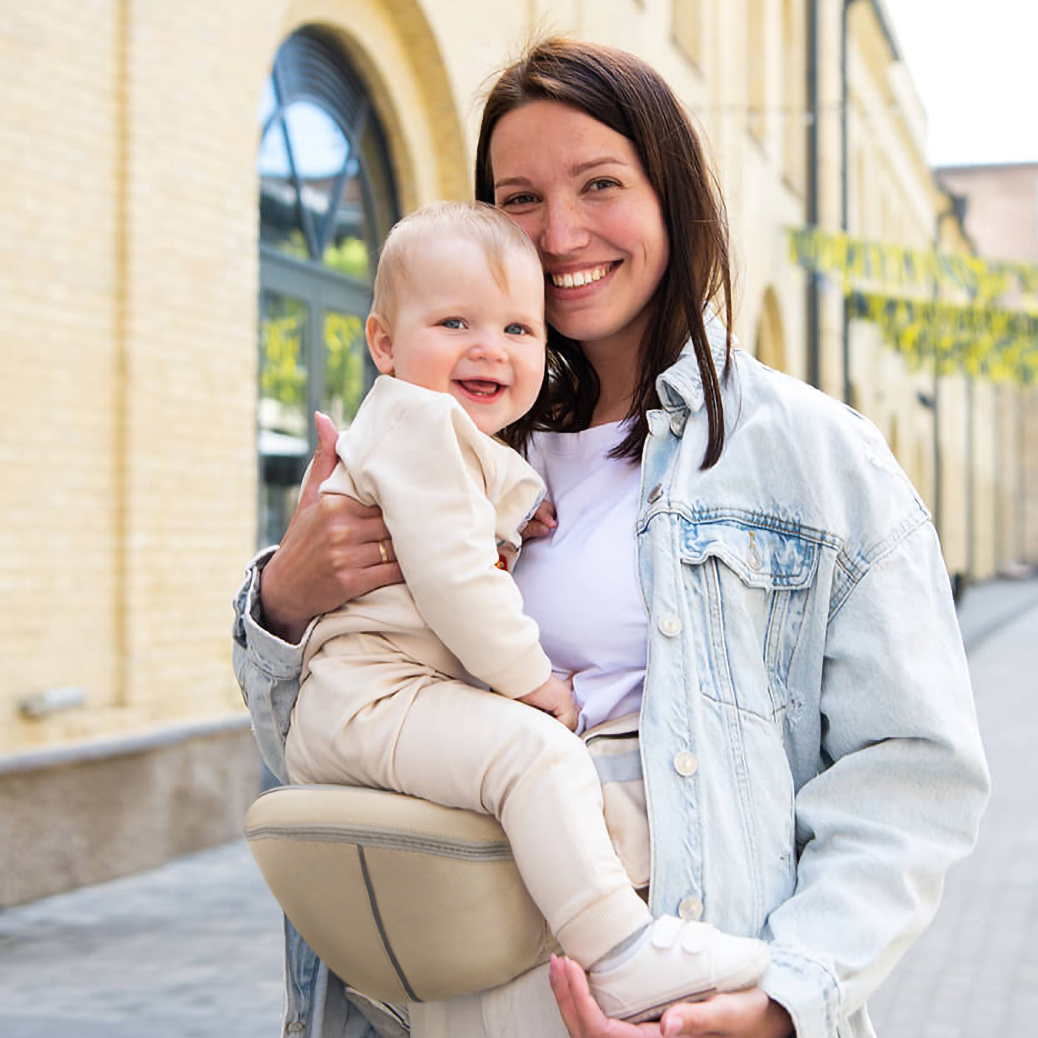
[538,199,589,257]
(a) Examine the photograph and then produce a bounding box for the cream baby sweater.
[300,375,552,700]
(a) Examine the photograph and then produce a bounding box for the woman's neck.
[589,386,634,426]
[581,324,646,427]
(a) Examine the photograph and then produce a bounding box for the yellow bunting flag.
[788,226,1038,384]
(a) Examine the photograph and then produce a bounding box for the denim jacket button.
[747,547,763,571]
[658,614,681,637]
[678,895,704,921]
[673,750,698,776]
[647,483,664,504]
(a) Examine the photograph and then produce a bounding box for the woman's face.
[489,101,670,354]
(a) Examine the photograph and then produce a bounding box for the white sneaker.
[588,915,770,1023]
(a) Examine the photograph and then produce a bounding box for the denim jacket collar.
[655,311,730,416]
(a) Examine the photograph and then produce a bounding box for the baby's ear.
[366,312,395,375]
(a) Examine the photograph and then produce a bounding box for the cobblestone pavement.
[1,579,1035,1038]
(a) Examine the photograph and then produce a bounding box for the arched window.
[256,27,398,545]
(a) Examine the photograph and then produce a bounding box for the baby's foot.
[588,915,770,1022]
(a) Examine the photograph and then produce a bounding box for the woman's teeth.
[550,265,612,288]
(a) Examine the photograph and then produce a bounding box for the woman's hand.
[549,956,794,1038]
[259,411,404,643]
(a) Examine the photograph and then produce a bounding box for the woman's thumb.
[297,411,340,508]
[314,410,339,459]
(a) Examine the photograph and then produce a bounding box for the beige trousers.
[286,633,651,967]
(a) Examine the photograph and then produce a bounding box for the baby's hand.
[521,499,557,543]
[518,673,578,731]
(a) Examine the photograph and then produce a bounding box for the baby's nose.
[469,336,508,361]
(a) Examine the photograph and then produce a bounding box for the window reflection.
[258,92,369,272]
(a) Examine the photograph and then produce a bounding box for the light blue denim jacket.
[233,330,989,1038]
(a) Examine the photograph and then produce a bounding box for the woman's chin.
[547,298,653,352]
[549,313,611,345]
[550,317,641,353]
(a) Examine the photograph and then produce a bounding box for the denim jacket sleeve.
[231,548,311,785]
[758,519,990,1037]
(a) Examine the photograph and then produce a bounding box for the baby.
[284,201,768,1022]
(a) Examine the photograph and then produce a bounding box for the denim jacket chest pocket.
[677,519,818,724]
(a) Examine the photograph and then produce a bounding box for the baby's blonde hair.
[371,201,542,318]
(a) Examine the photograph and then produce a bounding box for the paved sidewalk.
[1,579,1035,1037]
[0,840,284,1038]
[954,571,1038,651]
[869,592,1038,1036]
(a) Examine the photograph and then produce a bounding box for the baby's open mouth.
[455,379,505,399]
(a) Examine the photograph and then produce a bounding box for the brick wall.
[0,1,124,748]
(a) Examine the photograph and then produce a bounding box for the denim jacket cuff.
[758,944,842,1038]
[240,548,315,679]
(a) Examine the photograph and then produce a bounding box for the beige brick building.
[936,162,1038,564]
[1,0,1033,902]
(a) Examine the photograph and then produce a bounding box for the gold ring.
[378,540,389,565]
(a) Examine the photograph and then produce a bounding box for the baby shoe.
[588,915,770,1023]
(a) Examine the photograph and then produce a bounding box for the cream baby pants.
[286,632,651,969]
[409,962,566,1038]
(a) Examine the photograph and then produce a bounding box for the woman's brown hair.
[475,38,732,468]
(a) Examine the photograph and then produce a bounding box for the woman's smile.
[547,261,619,290]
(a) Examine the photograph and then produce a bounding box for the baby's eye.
[505,323,532,336]
[439,317,466,329]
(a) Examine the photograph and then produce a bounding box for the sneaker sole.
[613,944,771,1024]
[621,985,718,1024]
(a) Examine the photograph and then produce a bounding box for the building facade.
[936,162,1038,565]
[1,0,1033,902]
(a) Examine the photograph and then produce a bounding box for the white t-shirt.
[514,423,647,734]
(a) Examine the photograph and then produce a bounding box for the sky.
[884,0,1038,167]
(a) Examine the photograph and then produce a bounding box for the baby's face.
[372,235,546,436]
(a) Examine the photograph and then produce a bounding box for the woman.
[234,39,988,1038]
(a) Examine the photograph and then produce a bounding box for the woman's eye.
[587,177,620,192]
[498,192,538,208]
[440,317,466,329]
